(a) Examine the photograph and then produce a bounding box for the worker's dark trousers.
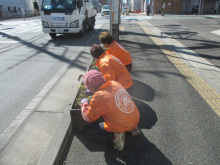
[84,122,114,144]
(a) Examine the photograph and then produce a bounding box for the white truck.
[38,0,96,38]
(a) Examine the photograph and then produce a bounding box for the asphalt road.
[0,15,109,138]
[61,14,220,165]
[148,15,220,68]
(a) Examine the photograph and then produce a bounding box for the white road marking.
[17,25,42,33]
[211,29,220,36]
[0,41,20,43]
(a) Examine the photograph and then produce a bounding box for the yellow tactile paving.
[137,21,220,117]
[119,26,124,31]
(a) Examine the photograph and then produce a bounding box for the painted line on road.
[138,21,220,117]
[17,25,42,33]
[0,41,20,43]
[33,28,43,33]
[211,29,220,36]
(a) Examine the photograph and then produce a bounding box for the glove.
[81,98,89,104]
[85,89,93,96]
[80,100,91,122]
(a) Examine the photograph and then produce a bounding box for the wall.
[164,0,183,13]
[203,0,219,14]
[154,0,199,14]
[0,0,35,19]
[131,0,142,11]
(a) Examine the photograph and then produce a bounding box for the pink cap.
[84,70,105,92]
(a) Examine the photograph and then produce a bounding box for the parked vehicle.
[101,5,110,16]
[38,0,97,38]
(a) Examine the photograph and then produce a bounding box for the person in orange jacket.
[90,44,133,90]
[99,31,133,72]
[81,70,141,150]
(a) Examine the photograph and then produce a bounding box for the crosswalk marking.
[17,25,42,33]
[33,28,43,32]
[0,21,42,35]
[0,24,26,34]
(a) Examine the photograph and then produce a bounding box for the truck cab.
[39,0,96,38]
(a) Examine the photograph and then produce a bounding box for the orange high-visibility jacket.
[95,53,133,89]
[86,81,140,132]
[106,41,132,66]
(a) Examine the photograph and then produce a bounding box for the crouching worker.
[90,44,133,90]
[81,70,141,151]
[99,31,133,72]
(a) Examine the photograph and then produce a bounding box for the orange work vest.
[96,53,133,89]
[86,81,140,132]
[106,41,132,66]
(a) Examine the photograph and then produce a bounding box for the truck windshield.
[42,0,77,10]
[103,5,109,10]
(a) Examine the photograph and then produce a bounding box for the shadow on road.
[120,28,220,68]
[104,134,172,165]
[128,79,155,102]
[60,99,162,164]
[133,98,158,129]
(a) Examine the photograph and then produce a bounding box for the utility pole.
[22,0,26,20]
[110,0,120,41]
[110,0,112,35]
[152,0,154,16]
[198,0,202,14]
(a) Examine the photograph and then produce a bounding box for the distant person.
[99,31,133,72]
[147,4,150,16]
[191,7,198,15]
[81,70,141,150]
[90,44,133,90]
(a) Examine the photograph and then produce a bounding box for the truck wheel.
[49,33,56,39]
[79,22,86,37]
[90,18,95,30]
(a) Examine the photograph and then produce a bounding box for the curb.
[38,58,94,165]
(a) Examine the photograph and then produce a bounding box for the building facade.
[153,0,220,14]
[98,0,109,6]
[201,0,220,14]
[130,0,142,12]
[0,0,35,19]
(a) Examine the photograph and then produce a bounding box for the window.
[8,7,11,12]
[42,0,77,10]
[13,7,17,13]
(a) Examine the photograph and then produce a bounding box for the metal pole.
[152,0,154,16]
[198,0,202,14]
[23,0,26,20]
[110,0,112,35]
[111,0,119,41]
[126,0,129,15]
[119,0,121,24]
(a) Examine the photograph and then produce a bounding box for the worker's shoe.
[113,132,125,151]
[131,127,141,136]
